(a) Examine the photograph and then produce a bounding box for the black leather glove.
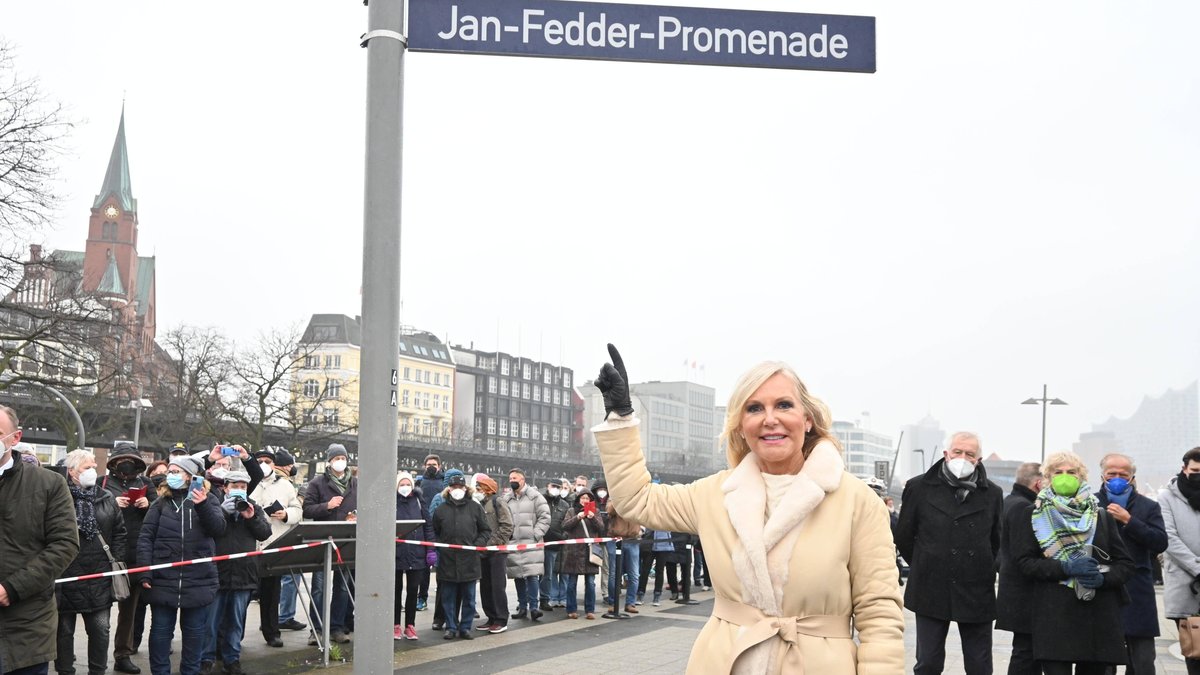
[596,343,634,418]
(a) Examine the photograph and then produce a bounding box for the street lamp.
[129,391,153,446]
[1022,384,1068,462]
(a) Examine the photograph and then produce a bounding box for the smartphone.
[220,445,239,457]
[190,475,205,493]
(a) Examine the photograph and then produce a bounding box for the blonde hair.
[720,361,839,469]
[1042,451,1088,482]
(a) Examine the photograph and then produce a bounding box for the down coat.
[431,488,491,583]
[504,487,550,578]
[0,460,80,672]
[136,485,227,609]
[213,499,272,591]
[595,421,904,675]
[56,485,128,613]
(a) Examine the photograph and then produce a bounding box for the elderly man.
[505,468,550,621]
[250,449,304,648]
[896,431,1003,675]
[0,405,81,675]
[1094,453,1165,674]
[995,462,1042,675]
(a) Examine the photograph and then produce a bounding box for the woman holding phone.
[136,454,226,675]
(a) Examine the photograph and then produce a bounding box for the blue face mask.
[228,489,248,500]
[166,474,186,490]
[1105,477,1131,495]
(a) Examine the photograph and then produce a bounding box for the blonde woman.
[592,345,903,673]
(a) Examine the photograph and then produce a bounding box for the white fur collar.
[721,441,843,616]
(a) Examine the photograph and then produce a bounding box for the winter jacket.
[418,470,444,510]
[0,460,80,672]
[303,471,358,522]
[1097,485,1167,637]
[996,482,1039,634]
[896,458,1004,623]
[396,489,434,572]
[1158,479,1200,618]
[136,485,227,609]
[213,492,272,591]
[1012,499,1134,664]
[561,507,606,575]
[57,485,128,613]
[102,471,157,564]
[544,494,572,541]
[606,503,642,540]
[250,469,303,547]
[595,422,904,674]
[481,493,515,547]
[431,489,491,583]
[504,487,550,578]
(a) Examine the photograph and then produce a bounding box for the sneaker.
[652,594,661,606]
[404,625,418,640]
[635,596,644,606]
[280,618,308,631]
[416,598,428,611]
[487,623,509,634]
[459,631,474,640]
[394,625,404,641]
[476,623,495,632]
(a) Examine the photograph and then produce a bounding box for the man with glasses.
[0,405,80,675]
[896,431,1003,675]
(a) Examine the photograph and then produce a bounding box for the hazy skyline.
[4,1,1198,465]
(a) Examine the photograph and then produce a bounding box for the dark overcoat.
[56,486,128,613]
[136,486,226,609]
[302,472,358,522]
[561,508,606,575]
[1097,486,1167,638]
[102,460,158,565]
[213,497,272,591]
[395,488,434,572]
[895,459,1003,623]
[996,483,1039,633]
[431,491,491,583]
[1012,501,1134,664]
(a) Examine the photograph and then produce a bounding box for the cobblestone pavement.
[65,579,1191,673]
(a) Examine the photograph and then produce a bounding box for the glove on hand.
[220,495,238,515]
[1077,570,1105,589]
[426,550,438,568]
[596,343,634,418]
[1061,556,1099,577]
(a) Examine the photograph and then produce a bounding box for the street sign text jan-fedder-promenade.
[408,0,875,73]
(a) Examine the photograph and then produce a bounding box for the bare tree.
[144,324,234,448]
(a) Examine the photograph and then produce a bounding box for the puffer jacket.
[57,485,128,613]
[561,507,606,575]
[432,488,491,583]
[212,490,272,591]
[250,468,303,547]
[544,494,572,542]
[396,488,434,571]
[505,487,550,578]
[102,470,157,564]
[136,484,227,608]
[0,461,80,672]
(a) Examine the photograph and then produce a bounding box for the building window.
[102,221,118,240]
[521,422,530,439]
[552,427,560,442]
[543,369,552,385]
[324,410,340,427]
[304,355,320,369]
[434,372,440,386]
[403,367,411,380]
[522,383,530,400]
[510,422,519,438]
[488,376,497,394]
[424,371,431,384]
[433,394,440,411]
[563,372,572,388]
[523,362,531,380]
[423,392,431,409]
[303,379,320,398]
[487,438,497,451]
[499,440,508,453]
[423,419,432,435]
[533,385,541,402]
[487,418,496,435]
[500,379,509,396]
[475,398,483,413]
[328,379,341,399]
[532,425,540,440]
[325,355,341,368]
[501,358,510,375]
[499,419,508,436]
[553,390,561,405]
[402,389,410,406]
[443,397,449,412]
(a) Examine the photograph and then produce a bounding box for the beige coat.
[595,421,903,674]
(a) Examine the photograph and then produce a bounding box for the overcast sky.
[4,0,1198,466]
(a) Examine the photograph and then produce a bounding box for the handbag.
[581,518,603,567]
[97,533,131,602]
[1181,617,1200,659]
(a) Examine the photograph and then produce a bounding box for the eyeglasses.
[167,469,186,476]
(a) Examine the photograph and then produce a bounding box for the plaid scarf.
[1031,483,1098,590]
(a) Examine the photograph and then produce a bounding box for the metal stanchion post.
[323,540,333,667]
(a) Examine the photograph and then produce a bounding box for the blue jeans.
[149,604,209,675]
[440,581,477,634]
[608,540,640,607]
[541,548,564,603]
[204,589,251,665]
[279,572,299,622]
[514,575,541,611]
[565,574,595,614]
[309,569,350,633]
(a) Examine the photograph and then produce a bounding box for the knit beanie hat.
[327,444,349,462]
[169,455,203,477]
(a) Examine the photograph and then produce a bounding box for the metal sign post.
[356,0,405,671]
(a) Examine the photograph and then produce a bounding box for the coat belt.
[713,596,851,673]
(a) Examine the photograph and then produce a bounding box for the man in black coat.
[1096,452,1167,675]
[415,453,444,612]
[896,431,1003,675]
[302,444,358,644]
[995,462,1043,675]
[431,473,491,639]
[104,440,157,674]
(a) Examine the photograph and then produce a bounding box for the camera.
[233,496,250,512]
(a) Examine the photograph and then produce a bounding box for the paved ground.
[65,579,1193,673]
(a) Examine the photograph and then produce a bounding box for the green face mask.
[1051,473,1080,497]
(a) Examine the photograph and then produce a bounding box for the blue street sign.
[408,0,875,73]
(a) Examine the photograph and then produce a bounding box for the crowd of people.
[4,342,1200,675]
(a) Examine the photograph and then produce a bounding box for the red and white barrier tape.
[396,536,618,552]
[56,540,343,585]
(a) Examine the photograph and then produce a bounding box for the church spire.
[93,105,135,211]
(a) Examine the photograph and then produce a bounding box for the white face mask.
[398,485,412,497]
[596,490,608,499]
[259,462,273,476]
[330,459,348,473]
[450,488,466,501]
[946,457,976,479]
[472,491,485,502]
[575,485,585,493]
[211,467,228,479]
[547,488,561,498]
[78,467,98,487]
